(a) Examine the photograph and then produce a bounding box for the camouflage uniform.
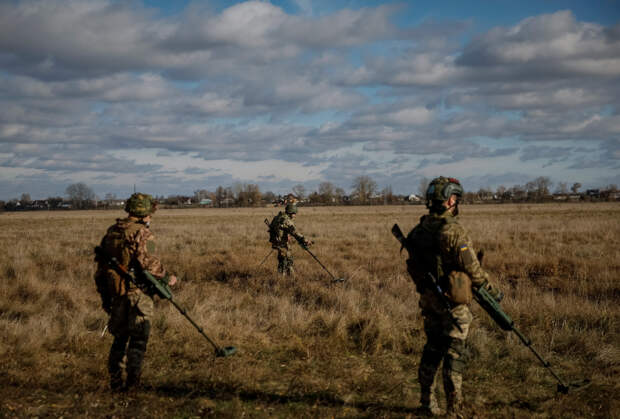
[269,208,309,275]
[406,179,499,416]
[94,195,170,391]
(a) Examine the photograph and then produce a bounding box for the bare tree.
[291,184,306,201]
[382,186,395,204]
[334,187,345,202]
[245,184,261,207]
[262,190,276,203]
[418,177,430,198]
[351,175,377,204]
[535,176,552,199]
[65,183,95,209]
[215,186,226,207]
[318,181,335,203]
[20,193,32,205]
[571,182,582,194]
[555,182,568,194]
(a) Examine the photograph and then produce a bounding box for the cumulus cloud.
[0,2,618,199]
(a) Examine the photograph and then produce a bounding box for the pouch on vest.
[446,271,473,304]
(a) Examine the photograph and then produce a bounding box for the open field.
[1,203,619,418]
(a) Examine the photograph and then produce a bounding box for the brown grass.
[0,203,618,417]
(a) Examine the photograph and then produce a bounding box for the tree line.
[2,177,619,212]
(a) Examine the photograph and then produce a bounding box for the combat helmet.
[426,176,463,212]
[125,193,157,217]
[285,203,298,215]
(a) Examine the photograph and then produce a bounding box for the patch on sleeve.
[460,245,475,266]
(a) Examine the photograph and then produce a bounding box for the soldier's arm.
[131,227,168,279]
[283,219,309,246]
[446,225,500,295]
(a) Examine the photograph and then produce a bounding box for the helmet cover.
[125,193,157,217]
[426,177,463,208]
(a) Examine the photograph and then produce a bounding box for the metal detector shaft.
[258,249,274,267]
[168,297,223,353]
[512,325,569,392]
[303,247,340,281]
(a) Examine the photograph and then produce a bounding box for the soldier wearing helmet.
[94,193,177,391]
[405,177,501,417]
[267,203,312,275]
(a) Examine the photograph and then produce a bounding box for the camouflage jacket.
[95,217,168,307]
[269,211,307,249]
[407,211,492,293]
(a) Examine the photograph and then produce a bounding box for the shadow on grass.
[150,380,417,415]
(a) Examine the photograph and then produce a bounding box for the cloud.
[457,10,620,79]
[0,2,618,199]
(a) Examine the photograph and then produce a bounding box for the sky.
[0,0,619,200]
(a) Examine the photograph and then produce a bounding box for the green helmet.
[125,193,157,217]
[285,203,298,214]
[426,176,464,209]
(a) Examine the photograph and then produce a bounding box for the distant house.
[199,198,213,206]
[407,194,421,202]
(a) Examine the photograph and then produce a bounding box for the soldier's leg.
[108,334,128,391]
[277,248,286,274]
[418,313,446,413]
[443,304,472,416]
[284,250,294,276]
[126,293,153,390]
[107,297,129,391]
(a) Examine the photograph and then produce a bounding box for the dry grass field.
[1,203,619,418]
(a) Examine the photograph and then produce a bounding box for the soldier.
[94,193,177,391]
[405,177,501,417]
[268,203,312,275]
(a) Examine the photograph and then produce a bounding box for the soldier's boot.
[444,377,464,419]
[418,344,443,416]
[285,265,294,276]
[125,371,141,392]
[443,339,467,418]
[108,335,128,391]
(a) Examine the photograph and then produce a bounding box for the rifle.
[94,246,236,358]
[391,224,463,333]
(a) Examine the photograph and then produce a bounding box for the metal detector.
[302,246,346,283]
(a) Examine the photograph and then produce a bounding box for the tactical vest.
[407,215,458,287]
[407,214,472,304]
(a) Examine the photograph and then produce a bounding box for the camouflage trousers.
[418,297,472,415]
[276,247,294,275]
[107,290,153,390]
